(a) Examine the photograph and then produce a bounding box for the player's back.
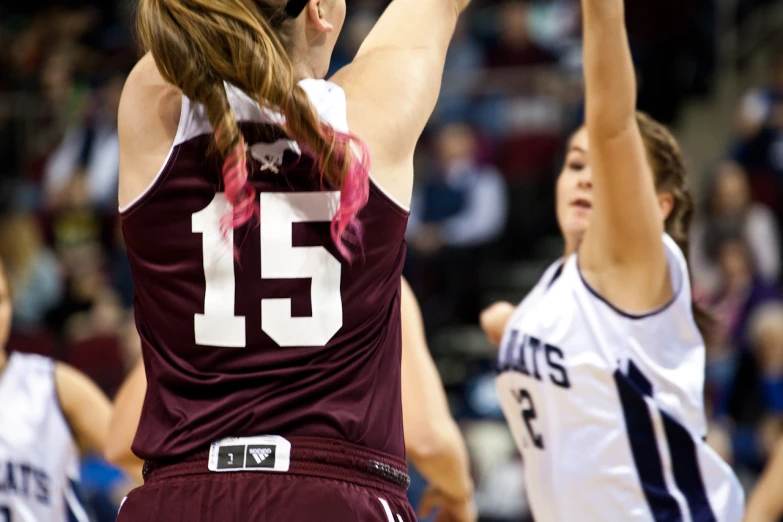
[495,235,744,521]
[121,80,409,461]
[0,353,86,522]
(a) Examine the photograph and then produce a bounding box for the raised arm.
[400,278,476,522]
[579,0,671,311]
[330,0,470,207]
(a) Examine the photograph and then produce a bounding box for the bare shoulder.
[118,53,183,210]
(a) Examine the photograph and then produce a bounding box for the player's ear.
[306,0,334,33]
[657,192,674,222]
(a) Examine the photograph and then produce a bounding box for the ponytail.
[636,112,715,345]
[137,0,369,259]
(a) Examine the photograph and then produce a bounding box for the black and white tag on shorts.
[208,435,291,473]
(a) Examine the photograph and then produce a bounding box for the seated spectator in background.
[724,302,783,474]
[0,213,63,330]
[43,73,124,209]
[434,18,486,125]
[691,161,780,294]
[732,47,783,209]
[406,123,507,326]
[486,2,558,70]
[42,174,111,339]
[408,124,508,253]
[708,232,781,355]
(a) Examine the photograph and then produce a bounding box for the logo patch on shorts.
[246,445,276,468]
[208,435,291,473]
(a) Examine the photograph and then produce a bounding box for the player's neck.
[289,52,318,83]
[0,353,7,374]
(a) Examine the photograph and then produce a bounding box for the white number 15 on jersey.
[192,192,343,349]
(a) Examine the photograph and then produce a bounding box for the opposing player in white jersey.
[480,0,745,520]
[0,258,129,522]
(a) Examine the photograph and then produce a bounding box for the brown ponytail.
[136,0,369,257]
[635,112,714,344]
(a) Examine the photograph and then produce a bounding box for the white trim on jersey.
[119,79,411,215]
[65,482,90,522]
[118,93,191,214]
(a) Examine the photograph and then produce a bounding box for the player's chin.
[562,219,588,244]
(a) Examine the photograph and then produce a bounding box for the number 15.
[192,192,343,349]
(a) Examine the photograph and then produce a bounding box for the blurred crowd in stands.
[0,0,781,520]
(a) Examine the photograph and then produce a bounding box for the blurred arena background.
[1,0,782,520]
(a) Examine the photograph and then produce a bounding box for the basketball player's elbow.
[406,418,460,464]
[104,438,135,469]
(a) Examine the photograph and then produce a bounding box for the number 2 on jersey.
[193,192,343,348]
[513,388,544,449]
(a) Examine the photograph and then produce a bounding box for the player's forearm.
[582,0,637,137]
[105,360,146,474]
[408,419,474,502]
[745,439,783,522]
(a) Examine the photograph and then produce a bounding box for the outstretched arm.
[401,278,476,522]
[55,363,143,483]
[331,0,471,207]
[104,360,146,483]
[579,0,671,312]
[745,437,783,522]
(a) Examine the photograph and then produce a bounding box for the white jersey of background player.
[479,0,744,519]
[0,258,135,522]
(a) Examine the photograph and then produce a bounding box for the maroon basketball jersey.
[121,80,409,461]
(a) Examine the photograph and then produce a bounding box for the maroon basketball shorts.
[116,435,416,522]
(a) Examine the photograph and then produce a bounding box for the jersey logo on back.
[249,139,301,173]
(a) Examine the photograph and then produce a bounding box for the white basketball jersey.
[496,235,744,522]
[0,353,87,522]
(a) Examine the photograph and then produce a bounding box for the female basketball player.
[0,258,136,521]
[116,0,471,520]
[480,0,745,520]
[106,278,477,521]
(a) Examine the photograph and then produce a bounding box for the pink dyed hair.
[217,124,370,261]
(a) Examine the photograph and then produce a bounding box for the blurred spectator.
[707,232,781,354]
[486,2,558,70]
[732,47,783,211]
[407,123,507,326]
[408,124,508,252]
[526,0,581,58]
[435,18,486,124]
[724,303,783,473]
[691,161,781,294]
[43,72,123,209]
[0,213,63,330]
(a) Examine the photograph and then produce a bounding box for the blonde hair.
[137,0,370,257]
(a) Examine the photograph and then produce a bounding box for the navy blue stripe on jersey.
[614,369,683,522]
[547,261,565,289]
[66,479,89,522]
[626,360,654,397]
[661,411,718,522]
[576,255,681,320]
